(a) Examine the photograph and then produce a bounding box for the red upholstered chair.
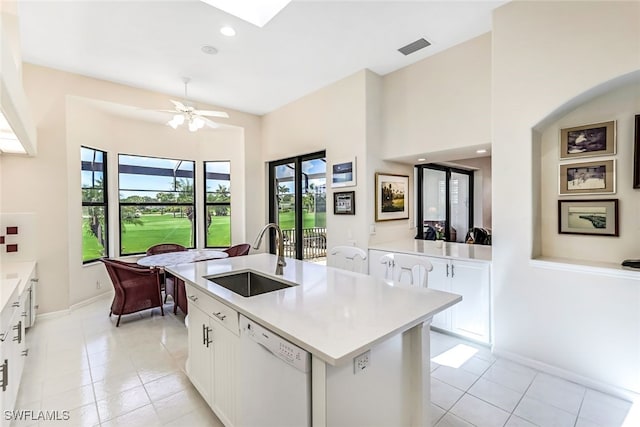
[146,243,187,255]
[101,258,164,327]
[166,276,188,316]
[224,243,251,257]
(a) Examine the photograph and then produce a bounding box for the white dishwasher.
[238,315,311,427]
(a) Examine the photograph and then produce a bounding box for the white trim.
[69,291,112,310]
[36,292,112,321]
[492,346,639,403]
[530,257,640,281]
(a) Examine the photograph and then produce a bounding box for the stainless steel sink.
[206,271,294,297]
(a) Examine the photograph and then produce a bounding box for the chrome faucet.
[253,223,287,275]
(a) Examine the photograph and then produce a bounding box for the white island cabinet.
[168,253,460,427]
[369,240,492,344]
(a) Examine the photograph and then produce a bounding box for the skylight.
[200,0,292,27]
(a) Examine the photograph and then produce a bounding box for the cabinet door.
[211,321,238,426]
[425,257,451,330]
[450,261,491,343]
[367,250,394,281]
[186,305,213,403]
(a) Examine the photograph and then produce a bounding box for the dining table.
[136,248,229,267]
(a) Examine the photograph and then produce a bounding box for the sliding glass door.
[269,151,326,261]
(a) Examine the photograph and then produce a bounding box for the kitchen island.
[168,253,461,427]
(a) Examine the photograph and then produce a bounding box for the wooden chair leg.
[116,314,122,327]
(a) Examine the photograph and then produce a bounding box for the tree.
[176,179,195,245]
[156,192,176,215]
[82,181,106,252]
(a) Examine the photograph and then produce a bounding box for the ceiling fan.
[160,77,229,132]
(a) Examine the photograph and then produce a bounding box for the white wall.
[382,33,491,159]
[261,70,372,253]
[1,64,262,313]
[492,1,640,394]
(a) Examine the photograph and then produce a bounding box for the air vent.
[398,38,431,56]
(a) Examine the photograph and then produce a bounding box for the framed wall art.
[331,158,356,188]
[559,159,615,195]
[333,191,355,215]
[634,115,640,189]
[558,199,619,236]
[375,173,409,221]
[560,120,616,160]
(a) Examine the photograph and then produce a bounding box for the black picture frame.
[333,191,355,215]
[634,115,640,189]
[558,199,619,237]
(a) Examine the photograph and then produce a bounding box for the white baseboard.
[69,291,112,310]
[36,292,112,322]
[492,346,639,402]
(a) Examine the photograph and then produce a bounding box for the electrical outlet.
[354,350,370,374]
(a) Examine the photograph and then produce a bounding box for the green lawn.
[82,210,323,260]
[278,211,326,230]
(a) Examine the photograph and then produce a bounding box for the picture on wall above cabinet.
[560,120,616,159]
[558,199,618,236]
[559,159,615,195]
[331,158,356,188]
[633,115,640,189]
[333,191,355,215]
[375,173,409,221]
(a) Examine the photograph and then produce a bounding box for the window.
[118,154,195,255]
[415,164,473,243]
[204,161,231,248]
[81,146,108,263]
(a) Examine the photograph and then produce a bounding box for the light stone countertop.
[369,239,492,262]
[0,261,36,313]
[167,253,461,366]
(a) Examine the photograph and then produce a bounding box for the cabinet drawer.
[185,284,239,335]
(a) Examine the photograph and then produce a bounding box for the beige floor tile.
[100,404,162,427]
[96,385,151,422]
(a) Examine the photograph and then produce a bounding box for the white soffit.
[200,0,292,27]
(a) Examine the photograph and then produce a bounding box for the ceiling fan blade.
[170,99,187,111]
[195,109,229,118]
[202,117,221,128]
[156,109,180,114]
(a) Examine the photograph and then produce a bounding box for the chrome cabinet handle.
[188,295,198,302]
[205,327,213,347]
[202,324,207,346]
[30,278,39,283]
[13,321,22,344]
[212,312,226,321]
[12,302,19,308]
[0,359,8,392]
[446,264,449,277]
[451,264,455,278]
[21,349,29,357]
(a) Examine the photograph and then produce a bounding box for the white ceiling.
[18,0,504,116]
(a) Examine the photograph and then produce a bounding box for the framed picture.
[634,115,640,189]
[560,120,616,159]
[558,199,618,236]
[375,173,409,221]
[559,159,615,195]
[333,191,355,215]
[331,158,356,188]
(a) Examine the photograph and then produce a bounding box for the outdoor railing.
[282,227,326,260]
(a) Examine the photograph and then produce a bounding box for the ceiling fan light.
[173,114,185,125]
[167,119,179,129]
[193,117,205,129]
[188,121,198,132]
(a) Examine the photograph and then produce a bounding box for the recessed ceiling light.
[476,149,487,154]
[418,158,426,162]
[201,45,219,55]
[220,26,236,37]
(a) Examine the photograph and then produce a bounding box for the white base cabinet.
[185,284,238,427]
[0,262,37,427]
[369,248,491,344]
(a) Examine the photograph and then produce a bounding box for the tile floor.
[11,295,635,427]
